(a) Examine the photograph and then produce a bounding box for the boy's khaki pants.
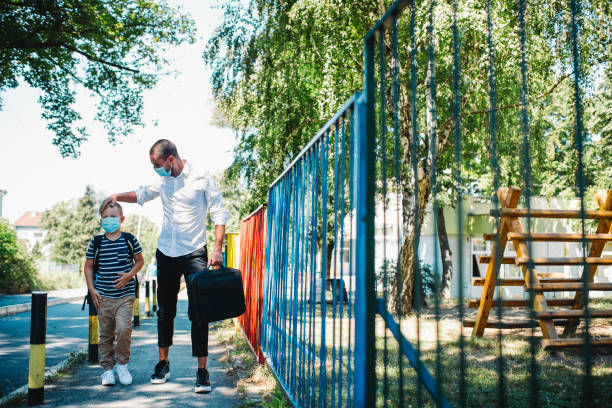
[98,295,135,371]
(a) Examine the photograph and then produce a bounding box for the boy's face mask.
[101,216,121,233]
[154,158,172,177]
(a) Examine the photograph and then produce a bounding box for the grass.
[374,297,612,407]
[262,296,612,407]
[213,319,292,408]
[37,268,85,290]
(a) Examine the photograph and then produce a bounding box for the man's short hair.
[150,139,179,160]
[100,201,123,217]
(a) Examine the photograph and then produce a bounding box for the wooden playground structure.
[465,187,612,350]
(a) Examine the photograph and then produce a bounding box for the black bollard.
[88,298,99,363]
[145,280,151,317]
[133,277,140,327]
[152,280,157,312]
[28,291,47,406]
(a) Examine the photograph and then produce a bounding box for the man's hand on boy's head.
[113,272,133,289]
[100,195,117,215]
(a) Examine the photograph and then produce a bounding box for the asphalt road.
[0,297,153,398]
[0,300,89,397]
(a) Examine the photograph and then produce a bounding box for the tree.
[123,214,159,266]
[205,0,611,313]
[0,0,195,157]
[585,66,612,199]
[0,219,40,293]
[40,185,101,265]
[206,171,247,245]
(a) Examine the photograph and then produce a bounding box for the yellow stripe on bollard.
[133,297,140,326]
[89,316,99,345]
[28,344,45,389]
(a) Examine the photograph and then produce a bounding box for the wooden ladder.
[464,187,612,350]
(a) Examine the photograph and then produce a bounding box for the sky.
[0,1,235,227]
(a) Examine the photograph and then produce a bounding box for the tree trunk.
[326,239,334,276]
[437,205,453,298]
[395,44,436,315]
[395,174,432,315]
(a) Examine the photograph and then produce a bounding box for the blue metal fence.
[261,93,361,408]
[260,0,608,406]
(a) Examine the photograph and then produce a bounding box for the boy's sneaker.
[194,368,211,393]
[115,363,132,385]
[150,360,170,384]
[101,370,115,386]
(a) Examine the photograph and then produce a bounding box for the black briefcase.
[186,267,246,324]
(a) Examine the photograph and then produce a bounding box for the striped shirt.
[85,234,143,298]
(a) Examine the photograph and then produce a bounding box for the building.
[329,194,612,301]
[395,195,612,300]
[13,211,45,251]
[0,190,6,219]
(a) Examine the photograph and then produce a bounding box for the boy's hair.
[150,139,180,160]
[99,201,123,217]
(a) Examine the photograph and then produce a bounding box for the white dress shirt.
[135,160,230,257]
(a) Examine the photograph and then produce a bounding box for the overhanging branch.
[60,44,140,74]
[1,40,140,74]
[467,74,570,116]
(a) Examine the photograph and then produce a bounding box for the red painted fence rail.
[238,204,267,364]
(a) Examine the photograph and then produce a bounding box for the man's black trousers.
[156,246,209,357]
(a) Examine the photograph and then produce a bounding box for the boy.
[84,201,144,386]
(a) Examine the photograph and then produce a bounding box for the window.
[471,238,489,254]
[375,225,394,237]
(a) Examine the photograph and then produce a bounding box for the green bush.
[0,219,40,293]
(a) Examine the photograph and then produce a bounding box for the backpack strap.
[84,234,104,311]
[122,232,135,265]
[92,234,104,276]
[121,232,138,297]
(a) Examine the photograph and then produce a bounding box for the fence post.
[354,73,376,407]
[227,232,239,268]
[28,291,47,406]
[88,300,99,363]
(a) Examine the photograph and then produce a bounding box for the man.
[102,139,229,394]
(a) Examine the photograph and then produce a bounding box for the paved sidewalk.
[18,291,241,407]
[0,288,85,316]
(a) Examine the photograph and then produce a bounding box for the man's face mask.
[154,158,172,177]
[101,217,121,233]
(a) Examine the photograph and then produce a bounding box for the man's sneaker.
[194,368,211,393]
[150,360,170,384]
[101,369,115,386]
[115,363,133,385]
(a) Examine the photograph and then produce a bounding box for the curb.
[0,348,86,407]
[0,296,85,318]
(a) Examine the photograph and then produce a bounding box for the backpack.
[92,232,135,273]
[82,232,138,310]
